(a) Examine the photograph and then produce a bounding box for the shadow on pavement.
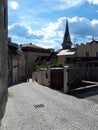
[8,79,28,87]
[68,86,98,98]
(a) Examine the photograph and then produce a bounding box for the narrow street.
[0,79,98,130]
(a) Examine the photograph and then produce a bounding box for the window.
[96,52,98,57]
[1,6,7,29]
[66,58,74,64]
[85,52,89,57]
[4,8,7,29]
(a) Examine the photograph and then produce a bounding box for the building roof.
[21,43,44,49]
[76,39,98,47]
[57,49,75,56]
[21,43,51,54]
[89,39,98,44]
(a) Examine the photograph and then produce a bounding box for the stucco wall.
[58,55,75,66]
[32,67,68,93]
[0,0,8,125]
[12,55,19,83]
[32,68,50,87]
[58,56,65,65]
[18,52,26,81]
[76,41,98,57]
[25,51,50,77]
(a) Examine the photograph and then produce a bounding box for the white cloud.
[10,1,19,10]
[91,19,98,25]
[36,41,59,49]
[42,23,59,38]
[41,16,98,45]
[87,0,98,4]
[42,0,85,11]
[41,0,98,11]
[8,16,98,50]
[41,17,67,39]
[8,23,44,39]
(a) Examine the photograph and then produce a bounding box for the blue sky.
[8,0,98,50]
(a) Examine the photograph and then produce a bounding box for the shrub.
[35,64,46,71]
[35,63,64,71]
[50,63,64,68]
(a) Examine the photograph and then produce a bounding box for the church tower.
[62,19,72,49]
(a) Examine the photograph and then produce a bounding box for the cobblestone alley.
[0,79,98,130]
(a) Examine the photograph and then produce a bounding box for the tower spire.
[62,19,72,49]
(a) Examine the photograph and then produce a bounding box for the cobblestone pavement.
[0,79,98,130]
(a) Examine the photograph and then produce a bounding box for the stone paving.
[0,79,98,130]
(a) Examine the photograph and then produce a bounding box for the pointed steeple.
[62,19,72,49]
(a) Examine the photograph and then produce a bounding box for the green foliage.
[50,63,64,68]
[35,63,64,71]
[35,64,46,71]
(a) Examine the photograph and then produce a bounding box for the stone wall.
[32,66,98,93]
[32,68,50,87]
[32,67,68,93]
[0,0,8,125]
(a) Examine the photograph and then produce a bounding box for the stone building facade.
[75,39,98,67]
[0,0,8,125]
[8,40,19,85]
[18,49,26,82]
[22,43,51,77]
[8,42,51,85]
[8,38,26,86]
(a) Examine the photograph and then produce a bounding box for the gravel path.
[0,79,98,130]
